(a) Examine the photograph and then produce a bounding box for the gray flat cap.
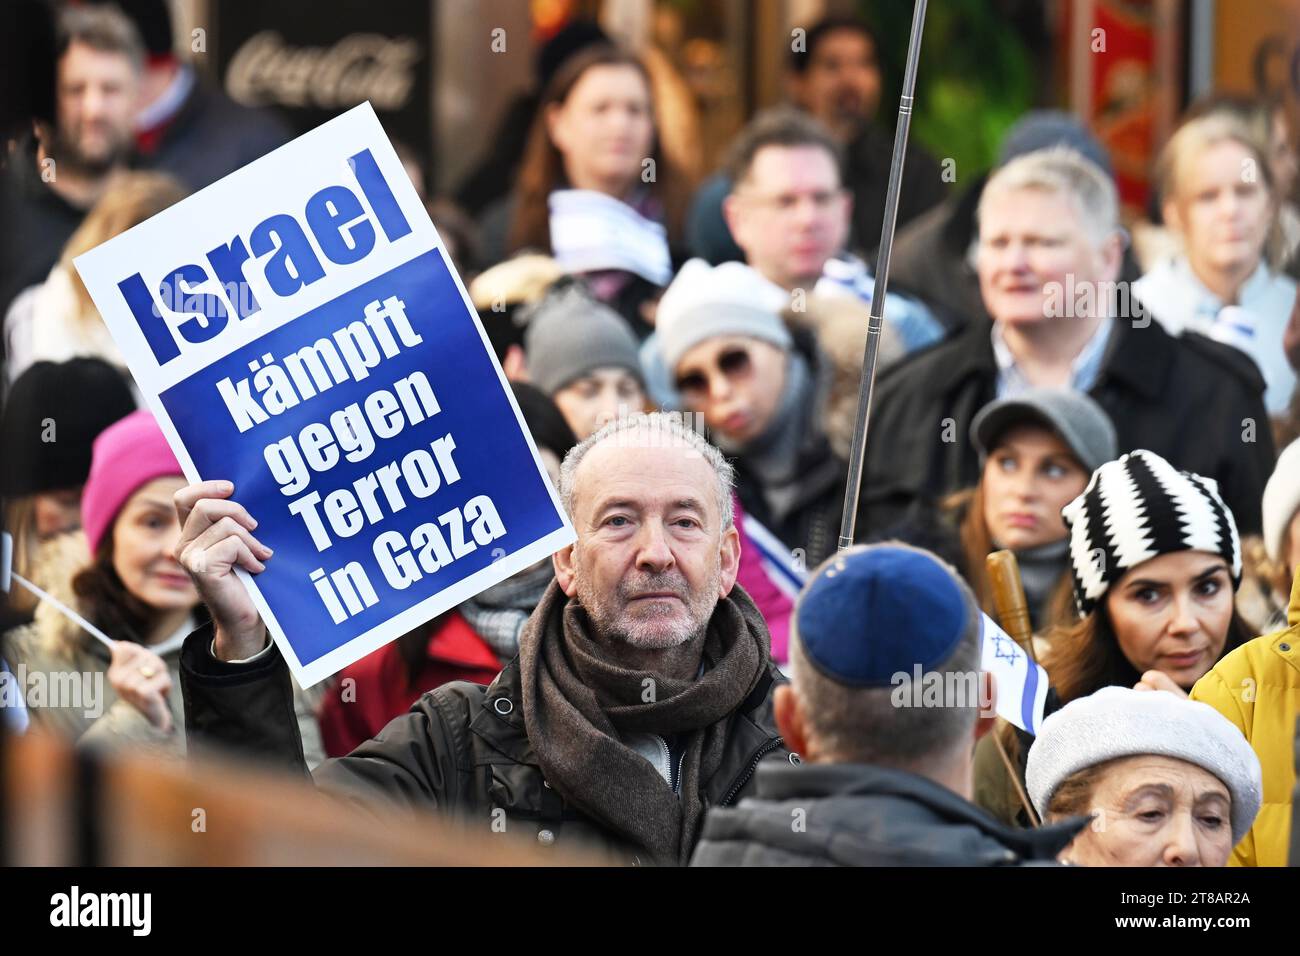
[971,388,1117,473]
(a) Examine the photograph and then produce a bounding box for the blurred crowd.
[2,2,1299,868]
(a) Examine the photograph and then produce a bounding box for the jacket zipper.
[720,737,784,806]
[652,734,673,790]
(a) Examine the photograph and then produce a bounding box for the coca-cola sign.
[213,1,432,191]
[226,32,421,112]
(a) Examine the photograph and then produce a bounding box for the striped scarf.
[458,562,554,661]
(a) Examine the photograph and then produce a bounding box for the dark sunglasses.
[675,348,753,396]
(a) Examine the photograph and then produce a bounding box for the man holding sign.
[173,413,788,866]
[74,104,576,688]
[68,104,796,863]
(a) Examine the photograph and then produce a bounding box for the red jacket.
[318,612,502,758]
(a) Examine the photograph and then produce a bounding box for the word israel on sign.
[979,613,1049,736]
[74,103,574,686]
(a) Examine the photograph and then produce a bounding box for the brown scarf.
[517,580,769,865]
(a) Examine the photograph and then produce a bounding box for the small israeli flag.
[980,613,1049,736]
[739,512,806,601]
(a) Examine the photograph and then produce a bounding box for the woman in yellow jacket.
[1191,567,1300,866]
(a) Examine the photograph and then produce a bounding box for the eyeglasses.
[736,189,846,215]
[674,348,753,398]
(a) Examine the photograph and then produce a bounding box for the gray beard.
[576,563,721,650]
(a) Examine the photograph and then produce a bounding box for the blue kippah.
[794,546,971,687]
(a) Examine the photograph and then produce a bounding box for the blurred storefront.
[1062,0,1299,215]
[175,0,1293,212]
[1212,0,1300,138]
[181,0,772,196]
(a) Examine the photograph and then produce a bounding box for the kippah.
[795,545,973,687]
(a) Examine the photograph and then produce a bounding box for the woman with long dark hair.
[930,390,1114,634]
[480,46,690,336]
[973,449,1253,825]
[506,45,687,255]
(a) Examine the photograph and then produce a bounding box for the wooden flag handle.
[986,550,1036,662]
[985,549,1043,828]
[991,730,1042,828]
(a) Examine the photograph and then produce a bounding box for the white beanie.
[1262,438,1300,563]
[656,258,792,371]
[1026,686,1263,844]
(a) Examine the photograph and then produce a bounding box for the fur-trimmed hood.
[12,529,98,666]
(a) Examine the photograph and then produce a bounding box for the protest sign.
[73,103,574,686]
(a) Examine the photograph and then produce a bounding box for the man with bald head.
[170,412,788,865]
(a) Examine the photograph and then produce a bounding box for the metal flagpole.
[837,0,929,551]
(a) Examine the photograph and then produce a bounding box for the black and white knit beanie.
[1061,449,1242,616]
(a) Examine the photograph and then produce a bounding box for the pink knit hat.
[81,409,184,556]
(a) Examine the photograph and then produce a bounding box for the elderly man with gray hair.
[859,146,1273,539]
[690,543,1086,866]
[168,412,788,866]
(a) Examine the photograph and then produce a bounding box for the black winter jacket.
[180,623,791,864]
[134,78,290,191]
[0,135,87,325]
[859,314,1275,538]
[689,761,1087,866]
